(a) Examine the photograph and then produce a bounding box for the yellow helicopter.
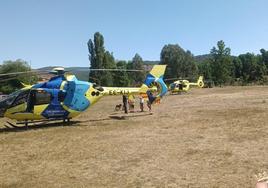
[169,76,204,94]
[0,65,168,128]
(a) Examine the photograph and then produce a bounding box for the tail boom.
[102,65,168,97]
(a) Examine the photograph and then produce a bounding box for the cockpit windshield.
[0,90,27,106]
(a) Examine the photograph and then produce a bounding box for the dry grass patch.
[0,86,268,187]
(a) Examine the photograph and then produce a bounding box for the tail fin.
[189,76,204,88]
[197,76,204,88]
[139,65,168,97]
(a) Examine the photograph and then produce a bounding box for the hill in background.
[37,56,212,81]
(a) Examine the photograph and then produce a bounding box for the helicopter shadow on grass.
[0,120,80,133]
[0,118,113,133]
[0,118,114,133]
[109,111,153,119]
[78,111,153,122]
[169,91,189,95]
[0,112,153,133]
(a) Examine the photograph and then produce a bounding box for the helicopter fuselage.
[0,65,168,122]
[169,76,204,93]
[0,74,104,121]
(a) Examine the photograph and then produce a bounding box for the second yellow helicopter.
[169,76,204,94]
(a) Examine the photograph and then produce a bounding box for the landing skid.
[4,118,72,129]
[4,121,28,129]
[6,121,20,128]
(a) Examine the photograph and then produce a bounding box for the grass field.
[0,86,268,187]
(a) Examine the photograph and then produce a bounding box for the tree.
[260,49,268,73]
[209,40,233,85]
[232,57,243,79]
[87,32,116,86]
[128,54,145,85]
[238,53,266,82]
[0,60,38,94]
[100,51,116,86]
[160,44,197,79]
[88,32,104,84]
[113,61,130,86]
[198,60,212,80]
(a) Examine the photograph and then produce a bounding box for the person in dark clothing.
[146,91,156,112]
[147,91,156,104]
[139,94,144,112]
[122,95,128,114]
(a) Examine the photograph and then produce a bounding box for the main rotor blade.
[165,78,182,81]
[0,71,38,77]
[165,77,191,81]
[89,69,144,72]
[0,77,19,82]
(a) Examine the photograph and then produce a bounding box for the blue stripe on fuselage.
[41,89,69,119]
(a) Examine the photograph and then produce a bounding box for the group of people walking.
[122,91,155,114]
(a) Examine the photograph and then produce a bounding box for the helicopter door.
[27,90,51,113]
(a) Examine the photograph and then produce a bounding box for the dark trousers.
[123,102,128,113]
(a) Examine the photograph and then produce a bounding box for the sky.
[0,0,267,68]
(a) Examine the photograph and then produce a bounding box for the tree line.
[1,32,268,94]
[89,32,268,87]
[197,41,268,85]
[0,60,38,94]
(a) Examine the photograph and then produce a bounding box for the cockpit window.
[2,89,28,107]
[3,96,16,106]
[35,90,51,105]
[3,91,19,104]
